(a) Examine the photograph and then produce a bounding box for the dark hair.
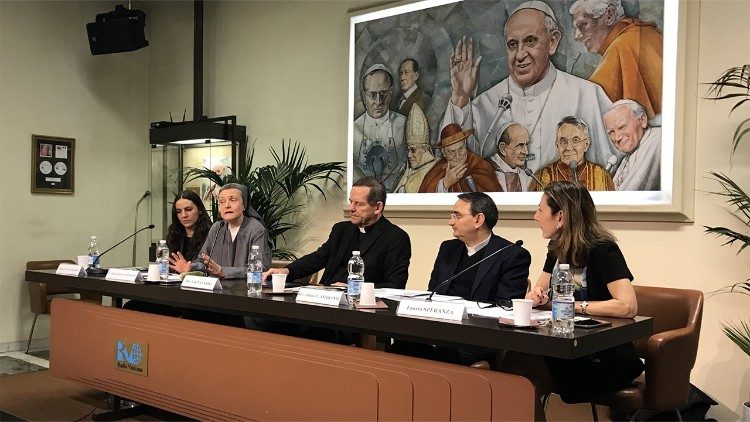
[543,181,615,267]
[457,192,498,229]
[166,190,212,261]
[556,115,591,139]
[400,58,419,73]
[353,177,387,206]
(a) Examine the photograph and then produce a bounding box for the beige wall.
[1,0,747,418]
[0,1,150,346]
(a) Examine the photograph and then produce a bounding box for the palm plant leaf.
[732,117,750,158]
[703,171,750,254]
[183,140,344,259]
[703,65,750,110]
[721,319,750,357]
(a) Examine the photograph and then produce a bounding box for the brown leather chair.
[26,260,101,353]
[590,285,704,421]
[271,259,318,285]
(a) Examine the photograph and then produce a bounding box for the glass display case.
[149,140,244,247]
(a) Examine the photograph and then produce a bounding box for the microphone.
[523,166,544,190]
[569,52,582,74]
[87,225,155,277]
[569,160,578,181]
[479,94,513,154]
[427,240,524,301]
[132,190,152,266]
[193,221,225,275]
[604,155,618,174]
[464,175,477,192]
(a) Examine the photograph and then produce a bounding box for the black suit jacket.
[428,234,530,303]
[395,85,430,116]
[286,217,411,288]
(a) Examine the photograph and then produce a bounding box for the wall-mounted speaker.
[86,5,148,55]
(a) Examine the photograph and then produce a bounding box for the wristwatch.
[581,301,589,315]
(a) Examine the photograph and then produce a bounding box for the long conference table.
[27,270,652,421]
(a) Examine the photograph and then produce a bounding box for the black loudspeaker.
[86,5,148,55]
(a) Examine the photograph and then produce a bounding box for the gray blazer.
[197,216,271,279]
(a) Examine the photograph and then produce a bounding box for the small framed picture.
[31,134,75,194]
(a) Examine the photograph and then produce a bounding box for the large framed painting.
[347,0,697,221]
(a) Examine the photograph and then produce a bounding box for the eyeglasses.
[363,90,390,102]
[450,211,471,220]
[476,299,513,311]
[555,137,587,147]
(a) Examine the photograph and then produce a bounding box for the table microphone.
[604,155,619,174]
[87,224,155,277]
[522,166,544,189]
[569,160,578,181]
[194,221,225,274]
[426,240,523,301]
[479,94,513,153]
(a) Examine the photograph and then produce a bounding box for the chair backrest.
[271,259,319,285]
[26,259,76,314]
[633,285,704,410]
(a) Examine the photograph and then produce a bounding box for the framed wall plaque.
[31,134,75,194]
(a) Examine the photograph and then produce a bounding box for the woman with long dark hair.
[168,190,212,273]
[527,181,643,404]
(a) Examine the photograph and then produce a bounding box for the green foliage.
[703,65,750,358]
[721,319,750,357]
[184,140,345,260]
[703,64,750,159]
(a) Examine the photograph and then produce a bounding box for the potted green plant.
[184,140,345,259]
[703,64,749,419]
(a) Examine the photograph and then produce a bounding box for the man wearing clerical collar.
[488,122,533,191]
[353,63,407,192]
[530,116,614,191]
[440,0,617,173]
[389,192,529,365]
[263,177,411,289]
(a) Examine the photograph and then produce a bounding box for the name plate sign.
[396,299,467,322]
[56,263,84,276]
[181,275,222,291]
[105,268,140,283]
[295,287,346,307]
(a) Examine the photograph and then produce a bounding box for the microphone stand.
[425,240,524,301]
[132,191,151,266]
[88,225,155,277]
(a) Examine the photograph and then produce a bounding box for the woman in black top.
[167,190,211,273]
[527,181,644,403]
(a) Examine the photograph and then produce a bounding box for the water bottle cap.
[559,263,570,270]
[251,245,260,250]
[352,251,360,256]
[91,236,97,239]
[159,240,166,244]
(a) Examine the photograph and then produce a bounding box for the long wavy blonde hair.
[544,181,616,267]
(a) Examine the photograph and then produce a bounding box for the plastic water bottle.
[552,263,575,334]
[156,240,170,280]
[246,245,263,295]
[347,251,365,301]
[88,236,100,268]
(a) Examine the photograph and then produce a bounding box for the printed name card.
[396,299,467,322]
[105,268,140,283]
[181,275,222,291]
[295,287,347,307]
[56,263,84,276]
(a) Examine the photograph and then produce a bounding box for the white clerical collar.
[490,154,520,173]
[466,234,492,256]
[508,63,557,97]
